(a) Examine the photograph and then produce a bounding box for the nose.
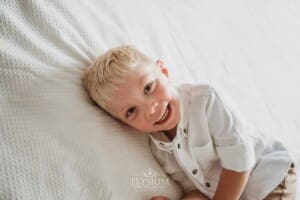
[146,101,159,119]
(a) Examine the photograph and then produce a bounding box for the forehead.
[123,64,155,86]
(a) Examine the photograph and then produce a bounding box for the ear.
[156,59,169,77]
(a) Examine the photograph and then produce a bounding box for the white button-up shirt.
[148,84,292,200]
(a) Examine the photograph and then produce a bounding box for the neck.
[164,126,177,141]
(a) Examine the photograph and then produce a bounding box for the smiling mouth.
[154,103,171,125]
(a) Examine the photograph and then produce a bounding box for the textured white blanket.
[1,0,299,199]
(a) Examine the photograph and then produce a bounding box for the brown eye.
[144,82,153,95]
[126,107,135,118]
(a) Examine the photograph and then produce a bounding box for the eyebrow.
[118,74,149,117]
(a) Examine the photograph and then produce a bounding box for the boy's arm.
[150,190,209,200]
[212,168,251,200]
[182,189,209,200]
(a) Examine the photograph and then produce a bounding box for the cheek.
[138,118,155,131]
[157,81,173,98]
[156,79,167,92]
[127,119,148,130]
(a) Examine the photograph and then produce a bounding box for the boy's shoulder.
[176,83,215,98]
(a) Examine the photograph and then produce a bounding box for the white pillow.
[0,0,183,199]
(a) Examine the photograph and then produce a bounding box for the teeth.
[157,106,169,123]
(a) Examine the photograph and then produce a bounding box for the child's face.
[107,61,180,134]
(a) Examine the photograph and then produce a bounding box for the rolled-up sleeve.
[206,87,257,172]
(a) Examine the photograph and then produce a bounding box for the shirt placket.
[172,127,210,192]
[173,91,206,190]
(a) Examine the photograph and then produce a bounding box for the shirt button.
[205,182,211,188]
[177,143,181,149]
[291,162,295,168]
[183,128,188,134]
[159,142,165,147]
[192,169,198,175]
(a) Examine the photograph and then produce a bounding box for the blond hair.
[82,45,153,114]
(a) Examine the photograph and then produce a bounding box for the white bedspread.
[1,0,299,199]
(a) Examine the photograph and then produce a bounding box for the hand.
[150,195,170,200]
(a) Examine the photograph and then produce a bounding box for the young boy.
[82,45,297,200]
